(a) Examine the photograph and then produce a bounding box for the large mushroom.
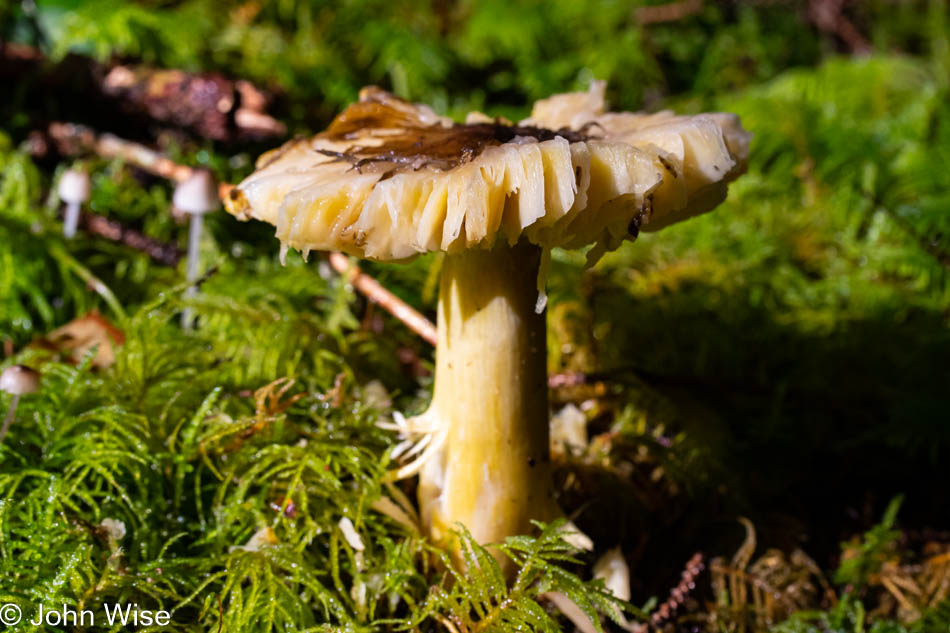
[225,82,750,550]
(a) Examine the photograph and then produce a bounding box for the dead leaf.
[33,311,124,368]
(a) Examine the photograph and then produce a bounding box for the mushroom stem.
[418,241,556,557]
[63,202,81,239]
[181,212,203,328]
[0,395,21,445]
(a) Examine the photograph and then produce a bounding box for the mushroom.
[0,365,41,445]
[593,547,631,601]
[224,83,750,551]
[172,169,219,327]
[57,167,91,239]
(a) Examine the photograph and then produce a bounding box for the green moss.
[2,3,950,630]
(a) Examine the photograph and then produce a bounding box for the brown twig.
[329,252,438,346]
[100,65,286,140]
[3,44,285,142]
[1,42,42,62]
[80,211,183,266]
[47,122,234,199]
[807,0,871,54]
[635,0,703,25]
[548,371,597,389]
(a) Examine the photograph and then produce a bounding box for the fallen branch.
[79,211,183,266]
[547,371,596,389]
[100,64,286,140]
[47,122,233,200]
[807,0,871,54]
[2,43,285,142]
[635,0,703,26]
[328,253,438,346]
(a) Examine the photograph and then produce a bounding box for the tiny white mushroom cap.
[0,365,41,395]
[338,516,365,551]
[593,546,631,601]
[173,169,219,215]
[99,517,127,542]
[57,168,91,204]
[550,403,588,454]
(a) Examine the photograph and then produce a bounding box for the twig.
[80,211,183,266]
[1,42,42,62]
[47,122,234,199]
[329,253,438,346]
[635,0,703,25]
[548,371,598,389]
[807,0,871,54]
[3,44,285,142]
[100,65,286,140]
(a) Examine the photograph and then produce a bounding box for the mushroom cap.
[173,169,220,215]
[225,83,750,261]
[0,365,41,395]
[58,168,91,204]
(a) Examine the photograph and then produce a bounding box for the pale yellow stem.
[418,241,557,553]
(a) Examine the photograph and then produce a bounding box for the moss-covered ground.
[1,2,950,631]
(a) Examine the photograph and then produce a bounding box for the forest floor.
[2,3,950,632]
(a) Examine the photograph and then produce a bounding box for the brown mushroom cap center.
[314,100,597,173]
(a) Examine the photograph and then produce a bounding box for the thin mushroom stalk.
[181,217,201,328]
[185,211,203,303]
[63,202,81,238]
[173,169,219,328]
[0,394,21,445]
[223,82,751,556]
[0,365,41,446]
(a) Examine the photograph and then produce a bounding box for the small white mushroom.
[338,516,365,551]
[0,365,41,445]
[544,549,633,633]
[542,592,600,633]
[593,546,631,601]
[0,365,40,395]
[57,168,91,239]
[173,169,219,328]
[550,403,588,456]
[362,380,392,410]
[558,519,594,552]
[99,517,127,542]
